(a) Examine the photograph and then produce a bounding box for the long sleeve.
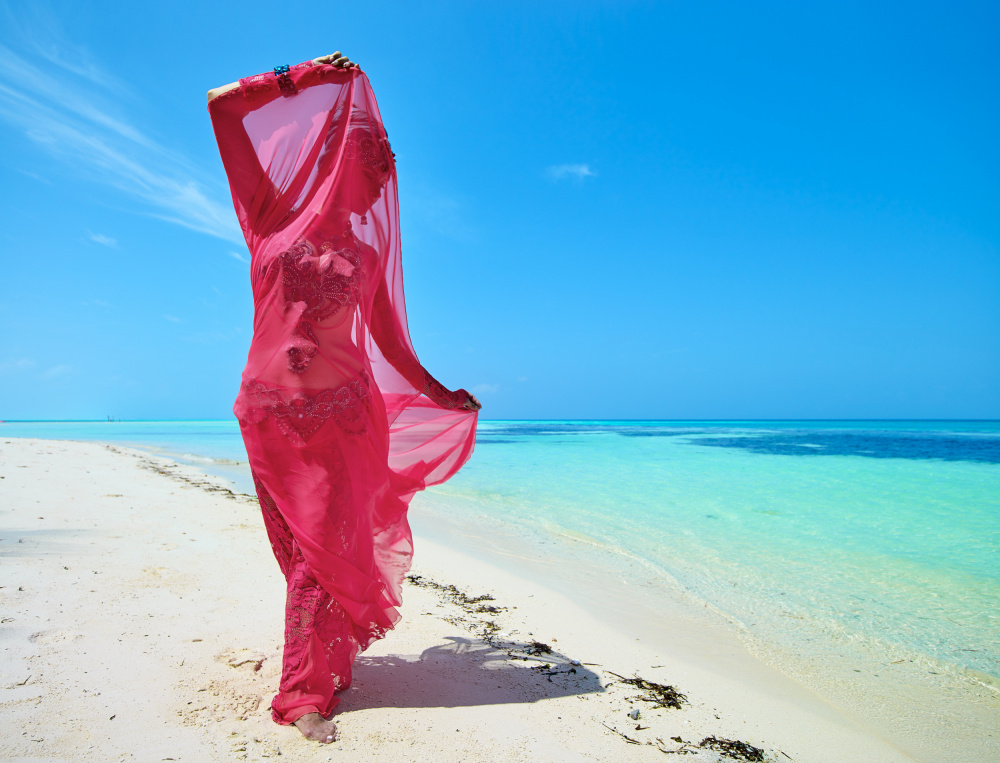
[370,274,469,410]
[207,62,355,245]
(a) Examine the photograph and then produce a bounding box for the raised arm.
[206,52,361,238]
[206,51,358,103]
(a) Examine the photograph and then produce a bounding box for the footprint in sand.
[218,648,270,672]
[179,679,263,724]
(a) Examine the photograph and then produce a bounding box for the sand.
[0,437,989,761]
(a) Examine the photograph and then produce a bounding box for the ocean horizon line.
[3,417,1000,424]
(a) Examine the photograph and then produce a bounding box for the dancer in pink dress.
[207,52,481,743]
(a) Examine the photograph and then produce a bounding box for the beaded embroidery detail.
[344,128,393,185]
[274,64,296,96]
[240,372,371,444]
[345,131,390,172]
[279,237,363,322]
[422,373,463,409]
[277,234,363,374]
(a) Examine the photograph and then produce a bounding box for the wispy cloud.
[163,314,182,323]
[229,250,250,264]
[2,3,132,93]
[0,357,35,374]
[15,167,51,184]
[545,163,597,181]
[0,13,242,243]
[40,364,72,380]
[87,230,117,247]
[472,383,501,396]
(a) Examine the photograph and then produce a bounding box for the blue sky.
[1,0,997,420]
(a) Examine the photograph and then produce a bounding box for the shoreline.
[1,437,996,760]
[409,487,1000,759]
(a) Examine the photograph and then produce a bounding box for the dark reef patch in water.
[475,422,1000,463]
[689,431,1000,464]
[481,422,712,439]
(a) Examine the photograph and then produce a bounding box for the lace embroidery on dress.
[280,237,363,322]
[422,372,464,410]
[252,469,359,698]
[238,72,272,102]
[286,333,318,374]
[278,234,363,375]
[238,230,372,442]
[343,128,393,178]
[236,61,318,109]
[253,469,292,576]
[282,548,356,693]
[240,372,372,445]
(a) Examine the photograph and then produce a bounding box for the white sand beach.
[0,438,991,761]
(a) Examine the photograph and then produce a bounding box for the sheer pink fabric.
[208,63,478,721]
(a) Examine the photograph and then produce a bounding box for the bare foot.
[293,712,337,743]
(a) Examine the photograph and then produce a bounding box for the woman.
[207,52,481,744]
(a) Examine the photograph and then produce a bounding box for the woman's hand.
[460,392,482,412]
[311,51,359,69]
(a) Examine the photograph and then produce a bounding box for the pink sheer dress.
[207,62,478,724]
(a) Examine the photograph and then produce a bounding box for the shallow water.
[449,421,1000,689]
[5,418,998,689]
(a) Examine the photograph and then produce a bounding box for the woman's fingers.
[312,52,358,68]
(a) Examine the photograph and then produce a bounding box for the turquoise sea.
[3,418,998,696]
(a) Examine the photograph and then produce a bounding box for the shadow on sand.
[346,634,603,711]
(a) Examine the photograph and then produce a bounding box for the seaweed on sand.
[108,445,254,504]
[606,671,687,709]
[526,641,553,655]
[405,575,582,668]
[406,575,504,613]
[603,726,779,761]
[698,736,768,761]
[653,735,772,761]
[405,574,507,645]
